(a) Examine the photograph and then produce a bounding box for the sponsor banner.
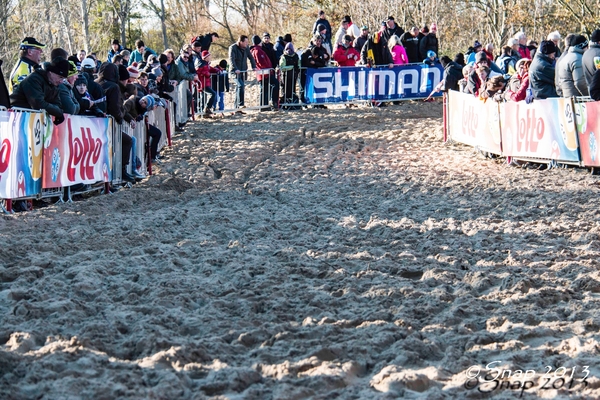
[575,101,600,167]
[447,91,502,154]
[42,114,112,188]
[304,64,443,103]
[501,98,579,162]
[0,110,49,199]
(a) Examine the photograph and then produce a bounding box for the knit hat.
[127,63,140,79]
[342,15,351,23]
[427,50,437,58]
[317,24,326,32]
[592,29,600,43]
[118,64,130,81]
[141,95,155,110]
[539,40,557,55]
[252,35,261,46]
[284,42,295,55]
[67,61,78,77]
[201,50,210,59]
[151,67,163,77]
[283,34,292,43]
[20,37,46,50]
[474,40,482,49]
[263,32,271,39]
[47,57,70,78]
[218,59,227,68]
[74,74,87,87]
[80,58,96,71]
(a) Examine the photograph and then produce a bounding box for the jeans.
[202,87,216,111]
[234,73,245,107]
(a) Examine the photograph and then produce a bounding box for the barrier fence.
[445,90,599,168]
[0,93,178,213]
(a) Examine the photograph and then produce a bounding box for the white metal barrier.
[121,120,147,177]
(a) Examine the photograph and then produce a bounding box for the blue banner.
[304,64,444,103]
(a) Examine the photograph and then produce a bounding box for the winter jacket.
[107,45,123,63]
[400,32,420,63]
[557,46,588,97]
[504,73,529,102]
[73,89,105,117]
[9,69,63,118]
[96,62,125,123]
[442,61,463,91]
[0,60,10,108]
[81,71,105,113]
[419,34,439,60]
[360,32,393,66]
[332,45,360,67]
[210,67,229,93]
[279,53,299,72]
[589,69,600,100]
[382,25,404,43]
[353,35,368,54]
[262,42,278,68]
[312,18,332,43]
[58,82,80,115]
[170,56,197,83]
[228,43,257,78]
[333,26,348,49]
[274,38,286,61]
[250,45,274,81]
[301,44,329,68]
[582,43,600,86]
[390,45,408,65]
[495,54,518,75]
[518,44,531,60]
[196,60,219,88]
[529,52,557,99]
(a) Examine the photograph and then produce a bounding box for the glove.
[53,114,65,125]
[525,87,534,104]
[136,114,144,122]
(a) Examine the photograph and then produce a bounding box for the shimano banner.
[304,64,444,103]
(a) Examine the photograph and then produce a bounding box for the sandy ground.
[2,101,600,399]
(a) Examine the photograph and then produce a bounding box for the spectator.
[229,35,257,112]
[129,40,155,66]
[312,10,332,48]
[120,50,131,65]
[127,63,140,84]
[315,23,332,56]
[459,64,474,93]
[135,95,162,163]
[360,22,394,67]
[582,29,600,86]
[112,54,124,66]
[554,33,576,97]
[10,56,68,125]
[388,35,408,65]
[77,50,86,63]
[400,27,420,63]
[423,50,438,66]
[556,34,588,97]
[279,43,300,105]
[454,53,466,67]
[420,23,439,62]
[530,40,558,99]
[108,39,123,63]
[346,16,361,40]
[483,43,494,61]
[439,55,463,91]
[480,75,506,101]
[588,56,600,100]
[467,53,494,95]
[80,57,106,112]
[301,34,330,105]
[332,35,360,66]
[196,50,218,117]
[73,74,105,117]
[191,40,203,70]
[507,38,521,60]
[515,32,531,59]
[466,41,483,65]
[495,45,518,75]
[95,62,136,183]
[262,32,278,67]
[382,16,404,43]
[547,31,562,58]
[9,37,45,94]
[504,58,531,102]
[58,61,81,115]
[170,48,198,117]
[250,35,279,111]
[274,36,286,61]
[191,32,219,52]
[135,72,151,96]
[334,16,351,49]
[211,60,229,111]
[527,40,538,59]
[354,26,370,54]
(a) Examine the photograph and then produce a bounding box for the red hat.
[127,62,140,79]
[201,50,210,59]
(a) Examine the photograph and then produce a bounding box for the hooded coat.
[529,52,558,99]
[96,62,125,123]
[557,46,588,97]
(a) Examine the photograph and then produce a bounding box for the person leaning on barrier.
[10,57,69,125]
[279,43,300,106]
[556,34,589,97]
[459,65,473,93]
[196,50,219,117]
[58,61,81,115]
[582,29,600,86]
[250,35,280,111]
[439,55,463,92]
[400,27,420,63]
[170,48,198,117]
[332,35,360,67]
[9,37,45,94]
[360,23,394,68]
[388,35,408,65]
[229,35,258,112]
[504,58,531,102]
[96,62,136,183]
[211,60,229,111]
[530,40,558,99]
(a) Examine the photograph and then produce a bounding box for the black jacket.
[360,33,393,66]
[382,25,404,43]
[82,71,105,112]
[262,42,278,68]
[442,61,464,92]
[9,69,63,118]
[589,68,600,101]
[0,60,10,108]
[301,44,329,68]
[312,18,332,43]
[400,32,420,63]
[419,34,439,60]
[96,62,125,123]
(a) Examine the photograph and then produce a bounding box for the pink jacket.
[391,45,408,65]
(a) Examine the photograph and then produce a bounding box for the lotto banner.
[42,114,112,188]
[447,91,502,154]
[304,64,443,103]
[574,101,600,167]
[0,110,49,199]
[501,98,580,162]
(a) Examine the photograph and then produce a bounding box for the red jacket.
[332,45,360,67]
[196,62,218,89]
[250,45,273,81]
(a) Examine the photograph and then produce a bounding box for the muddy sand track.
[1,102,600,399]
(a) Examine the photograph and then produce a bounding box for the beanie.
[284,42,295,55]
[283,34,293,43]
[201,50,210,59]
[539,40,557,55]
[74,74,87,87]
[67,61,79,77]
[141,95,155,110]
[127,63,140,79]
[252,35,261,46]
[118,64,130,81]
[47,57,70,78]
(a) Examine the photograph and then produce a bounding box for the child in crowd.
[423,50,439,66]
[211,59,229,111]
[73,75,106,117]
